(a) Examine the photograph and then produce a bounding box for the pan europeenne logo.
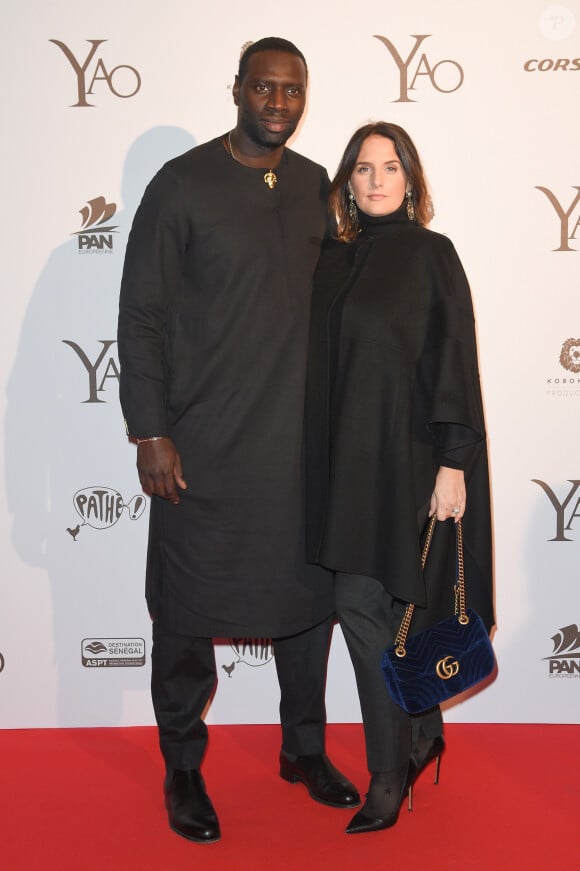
[72,196,118,253]
[67,486,146,540]
[544,624,580,677]
[221,639,274,678]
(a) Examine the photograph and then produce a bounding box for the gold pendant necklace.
[263,170,277,190]
[227,131,277,189]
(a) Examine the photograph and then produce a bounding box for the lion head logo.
[559,338,580,373]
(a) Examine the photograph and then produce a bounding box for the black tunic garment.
[305,206,494,632]
[118,136,334,637]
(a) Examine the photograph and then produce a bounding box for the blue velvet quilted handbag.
[381,517,495,714]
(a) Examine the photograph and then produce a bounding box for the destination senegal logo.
[82,638,145,667]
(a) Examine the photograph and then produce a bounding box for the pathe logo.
[535,186,580,251]
[373,34,464,102]
[221,638,274,679]
[67,486,146,540]
[50,39,141,107]
[82,637,146,667]
[531,479,580,541]
[72,197,117,253]
[545,338,580,398]
[62,340,119,403]
[544,624,580,677]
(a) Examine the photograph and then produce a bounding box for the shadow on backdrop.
[5,126,196,727]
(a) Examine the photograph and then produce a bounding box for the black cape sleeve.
[413,236,494,633]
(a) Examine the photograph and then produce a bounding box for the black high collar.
[358,200,411,236]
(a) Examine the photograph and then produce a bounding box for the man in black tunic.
[118,37,359,843]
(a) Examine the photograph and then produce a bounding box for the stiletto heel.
[434,751,442,785]
[407,783,413,811]
[412,735,445,787]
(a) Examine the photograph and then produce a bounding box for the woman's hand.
[429,466,466,522]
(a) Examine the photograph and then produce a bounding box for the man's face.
[233,50,307,149]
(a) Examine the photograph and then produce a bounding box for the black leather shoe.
[280,752,361,808]
[164,769,221,843]
[345,761,417,835]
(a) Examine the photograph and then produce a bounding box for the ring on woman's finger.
[451,507,460,515]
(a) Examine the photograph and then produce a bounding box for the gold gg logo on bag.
[436,656,460,679]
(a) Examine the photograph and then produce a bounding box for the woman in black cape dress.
[305,123,494,835]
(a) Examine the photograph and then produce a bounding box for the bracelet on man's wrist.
[128,435,166,445]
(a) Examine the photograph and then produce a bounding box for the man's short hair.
[237,37,308,82]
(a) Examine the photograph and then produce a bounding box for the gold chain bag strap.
[381,517,495,714]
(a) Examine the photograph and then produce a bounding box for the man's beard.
[238,108,299,150]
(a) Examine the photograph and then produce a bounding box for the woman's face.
[349,134,407,217]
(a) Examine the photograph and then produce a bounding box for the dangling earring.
[406,188,415,222]
[348,187,358,227]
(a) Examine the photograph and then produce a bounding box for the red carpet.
[2,724,575,870]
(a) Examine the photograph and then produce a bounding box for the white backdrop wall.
[1,1,579,728]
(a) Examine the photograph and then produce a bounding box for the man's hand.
[136,438,187,505]
[429,466,466,522]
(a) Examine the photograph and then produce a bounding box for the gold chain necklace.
[227,131,278,189]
